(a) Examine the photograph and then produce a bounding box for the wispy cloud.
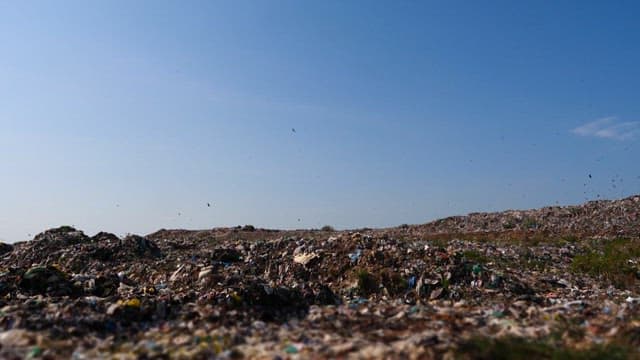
[571,117,639,140]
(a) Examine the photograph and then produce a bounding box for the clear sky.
[1,1,639,242]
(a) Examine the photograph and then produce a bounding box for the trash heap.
[0,196,639,358]
[415,194,640,238]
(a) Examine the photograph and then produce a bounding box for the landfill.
[0,195,639,358]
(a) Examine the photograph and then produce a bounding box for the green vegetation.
[379,270,408,296]
[502,222,515,230]
[456,336,632,360]
[571,238,640,288]
[523,218,539,229]
[241,225,256,231]
[356,270,378,297]
[57,225,76,233]
[440,276,450,292]
[461,249,488,264]
[561,235,579,244]
[429,238,450,249]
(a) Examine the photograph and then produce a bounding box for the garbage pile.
[0,196,639,358]
[415,194,640,238]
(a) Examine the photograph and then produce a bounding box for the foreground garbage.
[1,195,640,359]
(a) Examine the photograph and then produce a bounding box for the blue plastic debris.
[348,249,362,263]
[349,297,369,307]
[408,276,417,289]
[284,344,299,354]
[155,283,168,290]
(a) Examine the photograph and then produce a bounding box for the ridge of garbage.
[0,195,639,358]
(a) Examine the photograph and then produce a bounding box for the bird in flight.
[207,203,211,207]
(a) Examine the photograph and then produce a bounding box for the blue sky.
[1,1,639,242]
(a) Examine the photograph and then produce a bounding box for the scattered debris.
[0,196,637,358]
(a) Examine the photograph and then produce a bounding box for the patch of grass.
[502,222,515,230]
[456,336,631,360]
[429,238,450,249]
[241,225,256,231]
[571,238,640,289]
[380,270,408,296]
[57,225,77,233]
[523,218,539,230]
[441,276,450,292]
[461,250,488,264]
[561,235,579,244]
[356,270,378,297]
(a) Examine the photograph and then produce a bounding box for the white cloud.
[571,117,639,140]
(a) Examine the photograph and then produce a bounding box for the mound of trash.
[415,194,640,237]
[0,196,638,358]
